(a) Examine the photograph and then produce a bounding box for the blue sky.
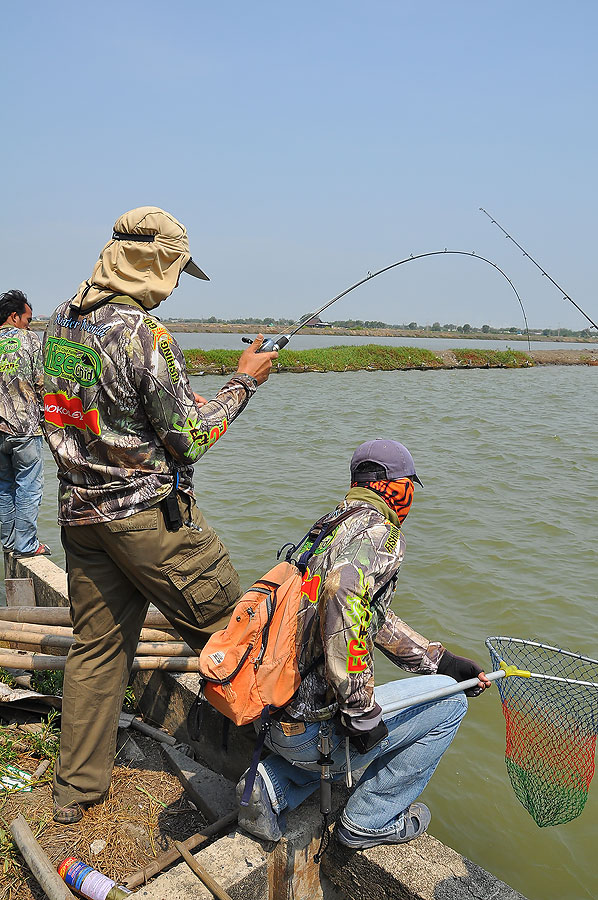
[2,1,596,329]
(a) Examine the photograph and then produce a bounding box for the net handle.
[379,669,506,716]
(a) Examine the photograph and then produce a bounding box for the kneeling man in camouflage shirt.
[237,439,491,848]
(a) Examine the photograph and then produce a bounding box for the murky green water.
[4,365,597,900]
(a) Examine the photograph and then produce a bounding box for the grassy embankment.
[184,344,533,374]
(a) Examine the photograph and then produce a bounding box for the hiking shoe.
[53,801,84,825]
[336,803,431,848]
[236,770,282,842]
[13,543,52,559]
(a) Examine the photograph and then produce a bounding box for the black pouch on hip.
[162,488,183,532]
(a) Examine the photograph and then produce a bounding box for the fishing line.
[244,249,531,352]
[480,207,598,331]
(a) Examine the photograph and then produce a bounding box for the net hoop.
[486,637,598,688]
[485,635,598,828]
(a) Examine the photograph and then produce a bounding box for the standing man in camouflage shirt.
[43,207,277,823]
[237,439,490,848]
[0,290,50,558]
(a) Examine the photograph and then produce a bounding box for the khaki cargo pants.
[54,493,241,807]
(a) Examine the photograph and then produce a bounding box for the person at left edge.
[0,289,51,558]
[42,207,277,824]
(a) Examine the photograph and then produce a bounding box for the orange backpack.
[197,506,364,727]
[198,560,304,726]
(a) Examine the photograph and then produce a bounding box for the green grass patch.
[0,709,60,767]
[184,344,535,373]
[30,669,64,696]
[452,348,532,368]
[184,344,443,372]
[184,348,244,369]
[0,667,17,687]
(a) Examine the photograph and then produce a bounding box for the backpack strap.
[295,505,370,574]
[284,506,367,574]
[240,706,272,807]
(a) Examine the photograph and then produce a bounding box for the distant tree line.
[165,315,595,338]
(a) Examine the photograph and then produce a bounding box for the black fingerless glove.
[437,649,484,697]
[342,719,389,755]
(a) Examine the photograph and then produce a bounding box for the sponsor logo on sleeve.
[144,317,179,384]
[173,413,228,461]
[44,338,102,387]
[44,392,101,435]
[346,570,372,673]
[384,525,401,554]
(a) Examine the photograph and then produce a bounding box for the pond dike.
[4,553,528,900]
[185,346,598,376]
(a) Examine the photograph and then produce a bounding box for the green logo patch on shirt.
[44,338,102,387]
[0,336,21,354]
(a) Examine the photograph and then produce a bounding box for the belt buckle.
[280,720,306,736]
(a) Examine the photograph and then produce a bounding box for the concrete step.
[162,744,238,822]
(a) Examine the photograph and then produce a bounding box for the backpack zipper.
[254,589,278,670]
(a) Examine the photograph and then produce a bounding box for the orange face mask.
[352,477,414,524]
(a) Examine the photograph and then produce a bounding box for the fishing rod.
[242,249,531,352]
[480,207,598,331]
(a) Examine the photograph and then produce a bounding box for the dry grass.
[0,729,205,900]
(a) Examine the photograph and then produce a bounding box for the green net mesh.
[486,637,598,827]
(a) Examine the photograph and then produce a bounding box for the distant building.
[299,314,332,328]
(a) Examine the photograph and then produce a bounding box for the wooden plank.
[124,811,238,889]
[174,840,234,900]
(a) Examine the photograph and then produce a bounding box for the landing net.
[486,637,598,827]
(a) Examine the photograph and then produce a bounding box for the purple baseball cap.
[350,439,424,486]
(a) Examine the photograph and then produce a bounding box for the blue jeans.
[0,434,44,554]
[261,676,467,837]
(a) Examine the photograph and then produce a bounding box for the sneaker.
[236,770,282,842]
[336,802,431,848]
[53,801,84,825]
[13,543,52,559]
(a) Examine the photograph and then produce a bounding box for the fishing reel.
[241,335,290,352]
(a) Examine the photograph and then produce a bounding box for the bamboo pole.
[9,814,75,900]
[130,642,194,657]
[124,811,238,889]
[0,630,194,657]
[141,628,180,643]
[32,759,51,779]
[0,621,180,642]
[174,840,234,900]
[0,621,76,637]
[0,649,202,672]
[0,631,73,651]
[0,606,171,628]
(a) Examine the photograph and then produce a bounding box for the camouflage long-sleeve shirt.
[286,497,445,730]
[0,326,44,436]
[42,297,257,525]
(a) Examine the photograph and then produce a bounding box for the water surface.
[3,366,597,900]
